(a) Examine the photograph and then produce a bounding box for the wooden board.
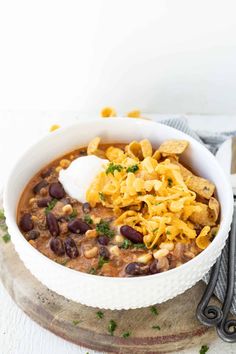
[0,204,219,353]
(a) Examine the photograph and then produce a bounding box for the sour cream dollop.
[59,155,108,203]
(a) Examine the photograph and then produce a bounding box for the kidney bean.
[50,238,65,256]
[19,213,34,232]
[33,180,48,194]
[97,235,110,245]
[99,246,110,260]
[68,218,91,234]
[40,168,53,178]
[37,197,52,208]
[26,230,40,241]
[149,260,160,274]
[49,182,65,199]
[64,237,79,258]
[82,202,91,214]
[125,262,149,276]
[46,212,60,236]
[120,225,143,244]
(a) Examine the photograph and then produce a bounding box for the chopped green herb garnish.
[134,243,146,249]
[199,345,209,354]
[122,331,131,338]
[0,223,7,232]
[106,162,123,175]
[96,311,104,319]
[167,178,173,187]
[152,325,161,330]
[96,220,114,238]
[0,209,5,221]
[120,239,132,249]
[99,192,105,201]
[68,208,78,220]
[88,267,97,275]
[108,319,117,336]
[155,202,162,206]
[98,256,109,269]
[150,306,158,315]
[45,199,57,214]
[120,240,145,249]
[127,165,139,173]
[133,243,146,248]
[153,228,159,233]
[72,320,80,326]
[84,214,93,225]
[2,234,11,243]
[56,259,68,266]
[166,230,171,235]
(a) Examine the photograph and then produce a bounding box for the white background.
[1,0,236,114]
[1,0,236,353]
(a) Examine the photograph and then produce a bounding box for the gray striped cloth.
[160,117,236,314]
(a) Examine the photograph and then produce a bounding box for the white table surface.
[0,111,236,354]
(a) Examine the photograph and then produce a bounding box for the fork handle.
[216,204,236,342]
[196,255,223,326]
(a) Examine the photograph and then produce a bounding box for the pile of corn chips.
[86,137,220,250]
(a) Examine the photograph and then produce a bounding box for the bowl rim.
[3,118,234,283]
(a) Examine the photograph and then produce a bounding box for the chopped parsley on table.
[152,325,161,330]
[199,345,209,354]
[0,209,5,221]
[126,165,139,173]
[106,163,123,175]
[96,311,104,319]
[72,320,80,326]
[96,220,114,238]
[122,331,131,338]
[2,233,11,243]
[45,199,57,214]
[108,319,117,335]
[84,214,93,225]
[150,306,158,315]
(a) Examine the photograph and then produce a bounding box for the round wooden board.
[0,205,219,353]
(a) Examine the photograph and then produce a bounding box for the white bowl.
[3,118,233,309]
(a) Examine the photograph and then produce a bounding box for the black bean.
[37,197,52,208]
[97,235,110,245]
[33,180,48,194]
[64,237,79,258]
[50,238,65,256]
[26,230,40,241]
[125,262,149,276]
[68,218,91,234]
[40,168,53,178]
[99,246,110,259]
[49,182,65,199]
[82,202,91,213]
[19,213,34,232]
[149,260,160,274]
[46,212,60,236]
[120,225,143,244]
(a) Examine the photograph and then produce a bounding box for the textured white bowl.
[3,119,233,309]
